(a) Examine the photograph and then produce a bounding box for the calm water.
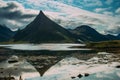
[0,43,90,51]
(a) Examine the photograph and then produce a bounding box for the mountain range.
[69,25,120,43]
[0,11,120,43]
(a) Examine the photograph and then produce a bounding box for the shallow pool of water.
[0,43,90,51]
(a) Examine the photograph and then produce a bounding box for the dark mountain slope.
[14,11,75,43]
[105,34,120,40]
[0,25,15,42]
[117,34,120,38]
[70,25,120,42]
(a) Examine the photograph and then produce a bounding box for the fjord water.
[0,43,90,51]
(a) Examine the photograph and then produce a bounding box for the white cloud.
[67,0,73,3]
[45,10,119,35]
[0,0,39,29]
[94,7,111,13]
[105,0,113,5]
[0,0,7,7]
[103,11,113,16]
[45,4,119,34]
[84,0,103,7]
[94,7,113,16]
[115,8,120,14]
[1,0,120,35]
[105,24,120,35]
[94,8,106,13]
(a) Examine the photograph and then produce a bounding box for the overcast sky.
[0,0,120,35]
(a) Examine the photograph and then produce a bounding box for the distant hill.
[69,25,120,43]
[0,25,15,42]
[105,34,120,40]
[14,11,75,43]
[117,34,120,38]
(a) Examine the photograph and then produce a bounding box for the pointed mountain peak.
[13,10,75,43]
[38,10,46,17]
[34,10,48,22]
[39,10,44,15]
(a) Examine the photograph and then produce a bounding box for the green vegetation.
[86,40,120,54]
[0,41,27,44]
[87,40,120,48]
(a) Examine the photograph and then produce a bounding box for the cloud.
[105,26,120,35]
[83,0,103,7]
[103,11,113,16]
[46,11,119,35]
[94,7,111,12]
[115,8,120,14]
[105,0,113,5]
[94,7,113,16]
[45,4,119,34]
[1,0,120,35]
[94,8,106,13]
[0,1,39,29]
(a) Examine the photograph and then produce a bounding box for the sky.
[0,0,120,35]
